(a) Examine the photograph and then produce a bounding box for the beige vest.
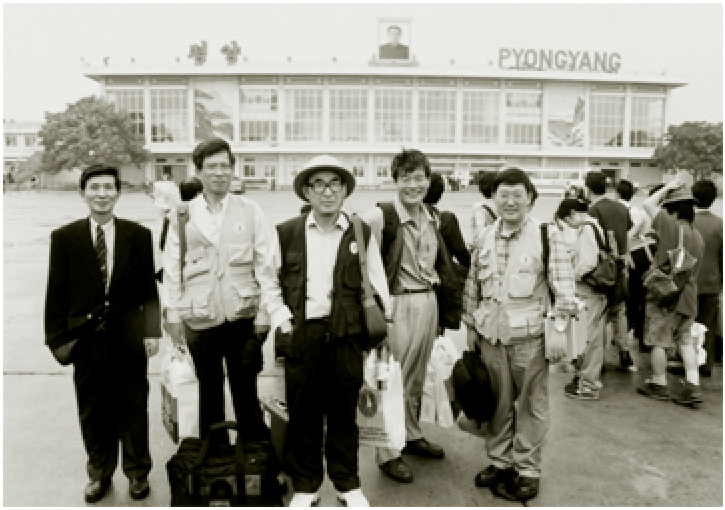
[178,196,261,330]
[471,219,550,344]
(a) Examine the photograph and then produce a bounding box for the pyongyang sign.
[499,49,621,74]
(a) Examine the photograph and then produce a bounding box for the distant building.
[81,41,686,191]
[3,120,42,175]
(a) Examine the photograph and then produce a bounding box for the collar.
[90,216,114,233]
[201,192,229,214]
[393,196,434,226]
[589,194,605,206]
[306,211,348,232]
[618,198,631,209]
[695,208,711,214]
[496,216,532,239]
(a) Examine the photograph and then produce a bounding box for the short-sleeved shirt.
[588,197,632,256]
[650,210,704,317]
[693,210,723,295]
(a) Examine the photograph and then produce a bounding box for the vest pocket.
[228,243,253,268]
[178,287,215,321]
[508,271,537,299]
[508,313,545,339]
[228,283,261,319]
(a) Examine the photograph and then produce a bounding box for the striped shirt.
[462,217,578,330]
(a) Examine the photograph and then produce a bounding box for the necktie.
[95,224,108,291]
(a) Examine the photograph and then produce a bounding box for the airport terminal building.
[82,34,686,190]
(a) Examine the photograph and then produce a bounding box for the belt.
[392,288,434,296]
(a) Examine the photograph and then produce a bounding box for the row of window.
[4,135,37,147]
[107,88,665,148]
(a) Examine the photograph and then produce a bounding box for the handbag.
[160,345,200,444]
[642,224,697,309]
[350,214,388,351]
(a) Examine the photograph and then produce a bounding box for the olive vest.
[276,212,370,340]
[177,196,262,330]
[472,219,551,344]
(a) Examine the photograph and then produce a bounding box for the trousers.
[283,321,364,493]
[697,294,720,372]
[184,318,270,443]
[376,291,438,465]
[576,287,608,388]
[478,336,549,478]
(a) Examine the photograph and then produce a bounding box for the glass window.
[631,96,665,148]
[150,89,188,143]
[418,90,456,143]
[285,89,323,142]
[330,89,368,142]
[107,89,145,139]
[590,95,625,147]
[505,92,542,145]
[462,91,499,144]
[240,88,278,143]
[546,84,585,148]
[374,89,413,143]
[5,135,17,147]
[24,135,36,146]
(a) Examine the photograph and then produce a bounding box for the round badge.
[358,388,377,418]
[350,241,358,255]
[234,223,245,234]
[520,253,533,266]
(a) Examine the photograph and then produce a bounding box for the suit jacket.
[44,217,161,361]
[379,43,409,60]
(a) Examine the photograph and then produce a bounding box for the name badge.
[520,253,533,267]
[350,241,358,255]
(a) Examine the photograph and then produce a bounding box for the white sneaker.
[289,492,321,507]
[337,488,370,507]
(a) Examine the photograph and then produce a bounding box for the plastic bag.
[357,351,406,450]
[160,345,200,443]
[421,337,460,428]
[692,322,708,367]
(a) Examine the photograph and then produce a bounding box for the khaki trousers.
[576,286,609,388]
[376,291,439,465]
[478,336,548,478]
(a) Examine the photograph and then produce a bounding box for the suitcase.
[260,396,288,464]
[166,420,286,507]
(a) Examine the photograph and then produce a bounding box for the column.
[540,83,549,151]
[412,82,420,145]
[498,83,506,149]
[187,77,195,149]
[623,84,632,150]
[322,78,330,146]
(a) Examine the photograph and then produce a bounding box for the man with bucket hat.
[274,155,390,507]
[638,177,704,407]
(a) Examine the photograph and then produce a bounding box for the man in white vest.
[164,138,287,444]
[462,167,578,503]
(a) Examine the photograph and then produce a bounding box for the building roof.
[83,61,687,88]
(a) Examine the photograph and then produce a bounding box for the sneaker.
[564,382,600,401]
[289,492,321,507]
[637,381,670,401]
[563,375,579,394]
[337,488,369,507]
[672,380,704,407]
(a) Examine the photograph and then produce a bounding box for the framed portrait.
[377,18,412,61]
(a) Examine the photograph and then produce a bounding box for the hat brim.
[661,195,696,206]
[293,165,356,202]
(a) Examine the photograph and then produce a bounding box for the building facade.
[3,120,42,175]
[83,57,686,190]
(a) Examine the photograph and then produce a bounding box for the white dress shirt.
[153,180,181,212]
[190,193,229,246]
[89,216,115,293]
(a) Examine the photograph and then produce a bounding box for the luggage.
[260,396,289,464]
[166,421,286,507]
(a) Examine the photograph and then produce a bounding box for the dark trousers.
[185,319,270,443]
[697,294,720,372]
[283,321,364,493]
[73,335,151,482]
[627,267,651,353]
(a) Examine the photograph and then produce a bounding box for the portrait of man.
[378,21,410,60]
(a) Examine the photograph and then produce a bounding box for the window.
[330,89,368,142]
[374,89,413,143]
[240,88,278,142]
[418,90,456,143]
[375,157,391,178]
[590,95,625,147]
[505,92,542,145]
[5,135,17,147]
[631,96,665,148]
[150,89,188,143]
[285,89,323,142]
[24,135,37,147]
[243,157,256,177]
[107,89,145,139]
[462,91,499,144]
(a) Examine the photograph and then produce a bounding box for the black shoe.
[491,475,539,503]
[616,351,633,372]
[700,366,712,377]
[84,478,112,504]
[129,478,150,500]
[563,375,579,394]
[402,438,445,460]
[672,380,704,407]
[474,465,516,488]
[379,457,414,484]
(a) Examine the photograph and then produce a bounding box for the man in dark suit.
[379,25,409,60]
[44,164,161,503]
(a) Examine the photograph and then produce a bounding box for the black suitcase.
[166,421,286,507]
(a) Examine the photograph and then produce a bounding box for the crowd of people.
[44,139,722,506]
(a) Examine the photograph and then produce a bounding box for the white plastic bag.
[160,345,199,443]
[692,322,708,366]
[357,352,406,450]
[421,337,460,428]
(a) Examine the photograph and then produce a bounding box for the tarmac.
[3,189,723,507]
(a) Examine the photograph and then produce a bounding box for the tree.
[38,96,149,174]
[651,121,723,181]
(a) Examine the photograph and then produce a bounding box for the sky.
[3,3,723,127]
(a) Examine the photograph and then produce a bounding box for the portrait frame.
[377,18,412,62]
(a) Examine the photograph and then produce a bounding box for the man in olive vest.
[164,138,287,444]
[274,155,390,507]
[463,168,578,503]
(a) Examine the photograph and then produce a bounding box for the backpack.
[642,224,697,309]
[166,421,286,507]
[580,221,618,293]
[448,345,496,424]
[480,203,497,221]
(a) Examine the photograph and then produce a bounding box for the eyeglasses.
[203,162,233,174]
[307,179,343,195]
[85,183,117,193]
[398,176,429,186]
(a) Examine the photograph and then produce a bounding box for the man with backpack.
[638,177,704,407]
[364,149,462,485]
[462,168,578,503]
